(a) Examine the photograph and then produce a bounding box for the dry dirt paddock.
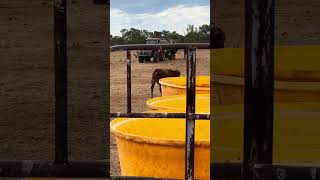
[110,49,210,175]
[0,1,108,179]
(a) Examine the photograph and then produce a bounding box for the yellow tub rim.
[212,102,320,115]
[213,74,320,91]
[146,94,210,114]
[212,45,320,82]
[159,76,210,91]
[110,116,210,147]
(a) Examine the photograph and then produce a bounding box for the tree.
[186,24,195,34]
[110,36,125,46]
[120,28,147,44]
[199,24,210,34]
[110,24,210,45]
[166,31,184,42]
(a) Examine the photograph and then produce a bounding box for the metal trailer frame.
[1,0,319,179]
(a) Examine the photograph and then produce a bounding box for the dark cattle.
[211,24,226,48]
[151,69,180,98]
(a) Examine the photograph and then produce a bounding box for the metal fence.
[109,43,210,180]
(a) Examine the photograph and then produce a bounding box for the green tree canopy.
[110,24,210,45]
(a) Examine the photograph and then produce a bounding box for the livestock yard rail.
[1,0,319,179]
[110,43,210,180]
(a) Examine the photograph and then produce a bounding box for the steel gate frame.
[110,43,210,180]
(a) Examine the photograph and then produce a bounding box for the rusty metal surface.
[111,43,210,51]
[211,163,242,179]
[242,0,275,179]
[127,50,131,113]
[0,160,108,177]
[185,48,197,179]
[254,164,320,180]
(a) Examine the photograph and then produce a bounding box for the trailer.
[136,38,178,63]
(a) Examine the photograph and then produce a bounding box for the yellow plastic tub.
[146,94,210,113]
[111,116,210,180]
[159,76,210,96]
[211,45,320,104]
[213,74,320,104]
[212,102,320,165]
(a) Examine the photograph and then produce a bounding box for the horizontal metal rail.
[210,163,320,180]
[110,113,210,120]
[211,163,242,179]
[254,164,320,180]
[111,176,180,180]
[0,160,108,177]
[110,43,210,51]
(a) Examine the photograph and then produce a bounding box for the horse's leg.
[158,82,162,95]
[151,78,156,98]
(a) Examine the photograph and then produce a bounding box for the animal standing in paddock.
[151,69,180,98]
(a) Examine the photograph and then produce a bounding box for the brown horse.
[151,69,180,98]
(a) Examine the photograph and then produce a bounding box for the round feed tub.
[159,76,210,96]
[111,117,210,180]
[212,45,320,105]
[212,102,320,164]
[146,94,210,113]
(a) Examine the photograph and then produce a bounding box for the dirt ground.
[0,0,108,176]
[110,49,210,175]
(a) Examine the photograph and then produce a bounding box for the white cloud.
[110,5,210,36]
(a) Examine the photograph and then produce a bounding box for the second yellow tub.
[146,94,210,113]
[212,45,320,105]
[212,102,320,164]
[159,76,210,96]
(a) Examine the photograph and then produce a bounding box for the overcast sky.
[110,0,210,36]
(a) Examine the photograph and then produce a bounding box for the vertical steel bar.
[127,50,131,113]
[184,48,188,60]
[242,0,275,179]
[54,0,68,164]
[185,47,196,180]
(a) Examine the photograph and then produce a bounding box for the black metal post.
[243,0,275,179]
[54,0,68,164]
[185,47,196,179]
[127,50,131,113]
